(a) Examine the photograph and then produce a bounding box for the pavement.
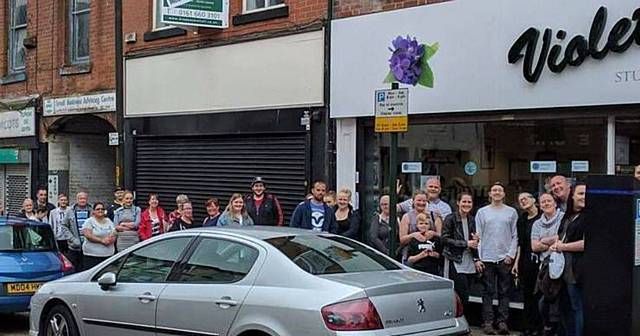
[469,326,522,335]
[0,312,29,336]
[2,312,524,336]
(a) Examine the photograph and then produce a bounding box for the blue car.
[0,216,73,313]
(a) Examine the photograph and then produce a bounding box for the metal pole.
[388,82,399,259]
[115,0,123,188]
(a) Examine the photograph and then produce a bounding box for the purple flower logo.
[384,35,439,88]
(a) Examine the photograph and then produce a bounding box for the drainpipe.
[324,0,335,187]
[115,0,124,188]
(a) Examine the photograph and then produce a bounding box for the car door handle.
[137,292,157,303]
[214,297,238,308]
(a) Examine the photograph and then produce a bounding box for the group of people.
[13,174,585,336]
[15,176,285,272]
[364,175,584,336]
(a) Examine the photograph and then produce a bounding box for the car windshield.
[0,223,56,252]
[266,235,400,275]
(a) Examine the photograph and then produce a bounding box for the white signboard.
[0,108,35,138]
[109,132,119,146]
[530,161,557,173]
[375,89,408,116]
[47,175,58,203]
[571,160,589,172]
[161,0,229,29]
[401,162,422,173]
[44,92,116,116]
[331,0,640,118]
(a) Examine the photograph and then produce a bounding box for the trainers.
[497,322,510,335]
[482,323,497,335]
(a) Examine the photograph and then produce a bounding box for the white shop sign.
[571,160,590,172]
[44,92,116,116]
[530,161,557,173]
[0,108,35,138]
[331,0,640,118]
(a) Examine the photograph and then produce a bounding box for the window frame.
[152,0,175,31]
[170,237,260,284]
[91,236,196,283]
[7,0,27,74]
[242,0,285,14]
[68,0,90,64]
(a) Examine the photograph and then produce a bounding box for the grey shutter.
[134,133,308,223]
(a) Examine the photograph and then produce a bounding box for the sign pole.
[388,82,399,259]
[373,82,407,259]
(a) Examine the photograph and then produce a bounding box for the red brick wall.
[333,0,450,19]
[0,0,115,101]
[123,0,328,56]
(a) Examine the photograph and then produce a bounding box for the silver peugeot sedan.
[29,226,470,336]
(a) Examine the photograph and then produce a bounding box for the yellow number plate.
[6,282,42,294]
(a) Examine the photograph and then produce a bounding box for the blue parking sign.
[377,92,386,102]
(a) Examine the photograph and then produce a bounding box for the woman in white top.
[82,202,116,271]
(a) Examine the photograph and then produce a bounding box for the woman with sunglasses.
[81,202,116,270]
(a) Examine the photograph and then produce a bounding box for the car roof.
[189,226,326,240]
[0,216,50,226]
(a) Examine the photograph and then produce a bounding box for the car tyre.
[42,304,80,336]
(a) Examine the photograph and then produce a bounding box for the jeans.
[561,284,583,336]
[64,249,83,273]
[481,261,512,324]
[447,259,474,306]
[520,257,542,333]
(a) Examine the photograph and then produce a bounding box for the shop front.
[43,92,117,204]
[330,0,640,235]
[0,106,37,214]
[124,30,326,221]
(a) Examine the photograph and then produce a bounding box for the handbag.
[548,251,565,280]
[535,255,563,302]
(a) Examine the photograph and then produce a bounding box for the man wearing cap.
[244,177,284,226]
[107,187,125,221]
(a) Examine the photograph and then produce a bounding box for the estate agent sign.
[161,0,229,29]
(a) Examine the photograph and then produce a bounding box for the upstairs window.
[8,0,27,73]
[69,0,90,64]
[244,0,284,13]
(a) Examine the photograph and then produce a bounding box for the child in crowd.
[407,212,441,275]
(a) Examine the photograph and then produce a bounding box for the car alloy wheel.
[44,305,79,336]
[48,313,69,336]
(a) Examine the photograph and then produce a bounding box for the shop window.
[362,117,607,222]
[614,117,640,176]
[244,0,284,13]
[69,0,90,64]
[7,0,27,74]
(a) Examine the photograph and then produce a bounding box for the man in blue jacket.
[290,180,338,233]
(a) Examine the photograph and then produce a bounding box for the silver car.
[29,226,469,336]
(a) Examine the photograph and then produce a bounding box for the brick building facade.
[0,0,116,212]
[121,0,331,221]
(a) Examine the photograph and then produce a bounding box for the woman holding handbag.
[550,183,586,336]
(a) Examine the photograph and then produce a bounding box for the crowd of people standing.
[12,173,587,336]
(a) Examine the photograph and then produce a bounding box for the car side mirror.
[97,272,117,291]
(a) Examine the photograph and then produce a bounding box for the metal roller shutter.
[5,164,30,215]
[134,133,308,224]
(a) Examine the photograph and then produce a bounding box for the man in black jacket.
[244,177,284,226]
